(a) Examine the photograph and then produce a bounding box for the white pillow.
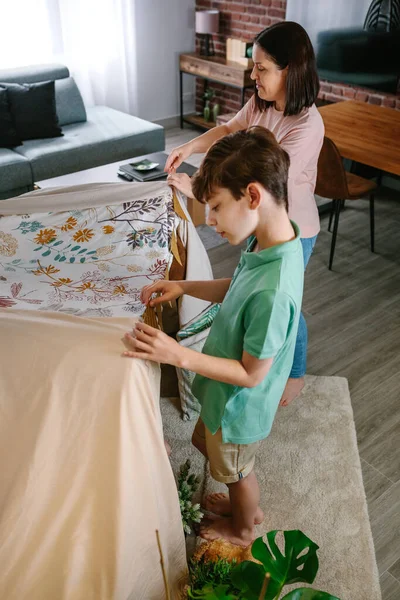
[175,303,220,420]
[176,327,209,421]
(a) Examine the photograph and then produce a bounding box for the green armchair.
[316,27,399,94]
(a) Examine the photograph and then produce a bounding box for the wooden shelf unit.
[179,53,254,130]
[182,113,216,130]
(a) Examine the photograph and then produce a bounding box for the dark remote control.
[117,170,134,181]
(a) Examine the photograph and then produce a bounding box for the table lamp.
[195,10,220,56]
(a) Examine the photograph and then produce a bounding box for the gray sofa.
[0,64,165,199]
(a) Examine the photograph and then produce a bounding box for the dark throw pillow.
[1,80,63,141]
[0,87,22,148]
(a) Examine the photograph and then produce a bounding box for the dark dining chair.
[315,136,378,270]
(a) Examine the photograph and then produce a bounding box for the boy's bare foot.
[164,440,172,457]
[200,514,255,547]
[279,377,305,406]
[203,493,264,524]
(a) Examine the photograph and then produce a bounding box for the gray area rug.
[161,375,381,600]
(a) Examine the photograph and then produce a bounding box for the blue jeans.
[290,235,317,379]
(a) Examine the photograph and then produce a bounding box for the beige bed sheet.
[0,309,187,600]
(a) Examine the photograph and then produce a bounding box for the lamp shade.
[195,10,219,34]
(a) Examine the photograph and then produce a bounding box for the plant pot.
[212,103,220,122]
[203,100,211,122]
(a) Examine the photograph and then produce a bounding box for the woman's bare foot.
[164,440,172,457]
[203,493,264,524]
[279,377,305,406]
[200,514,255,547]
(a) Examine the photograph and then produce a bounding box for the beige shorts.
[193,418,261,484]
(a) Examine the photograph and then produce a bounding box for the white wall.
[133,0,195,122]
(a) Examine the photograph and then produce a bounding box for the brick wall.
[319,81,400,109]
[194,0,399,115]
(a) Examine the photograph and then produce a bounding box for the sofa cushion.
[0,64,69,85]
[0,149,32,193]
[0,88,22,148]
[55,77,87,126]
[317,28,400,74]
[2,81,63,141]
[15,105,165,181]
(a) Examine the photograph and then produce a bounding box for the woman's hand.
[140,279,185,307]
[167,172,194,199]
[122,322,184,366]
[165,142,193,172]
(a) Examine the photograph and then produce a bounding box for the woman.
[166,21,324,406]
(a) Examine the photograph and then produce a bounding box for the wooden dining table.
[318,100,400,177]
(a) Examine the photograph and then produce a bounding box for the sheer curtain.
[0,0,138,115]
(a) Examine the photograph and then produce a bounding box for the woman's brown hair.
[192,126,290,210]
[254,21,320,116]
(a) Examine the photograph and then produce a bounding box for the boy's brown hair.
[192,126,290,210]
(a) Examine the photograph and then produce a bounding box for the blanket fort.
[0,183,202,599]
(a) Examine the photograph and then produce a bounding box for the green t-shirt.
[191,221,304,444]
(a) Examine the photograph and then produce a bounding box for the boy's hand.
[122,322,183,366]
[141,280,185,307]
[167,172,194,199]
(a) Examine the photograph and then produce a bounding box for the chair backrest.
[315,136,349,200]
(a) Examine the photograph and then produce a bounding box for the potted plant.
[178,460,203,536]
[186,530,340,600]
[203,88,216,122]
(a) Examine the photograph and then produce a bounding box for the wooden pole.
[156,529,171,600]
[258,572,271,600]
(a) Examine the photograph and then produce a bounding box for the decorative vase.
[203,100,210,122]
[212,103,220,122]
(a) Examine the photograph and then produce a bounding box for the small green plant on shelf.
[178,459,204,535]
[203,88,216,103]
[186,530,341,600]
[203,88,217,122]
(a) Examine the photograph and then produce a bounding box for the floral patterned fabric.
[0,187,179,317]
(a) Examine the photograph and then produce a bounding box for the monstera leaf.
[231,530,320,599]
[230,562,280,600]
[253,530,319,585]
[281,588,340,600]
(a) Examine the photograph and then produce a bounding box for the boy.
[123,126,304,547]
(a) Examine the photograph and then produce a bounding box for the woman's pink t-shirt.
[228,96,324,238]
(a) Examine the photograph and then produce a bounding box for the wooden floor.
[166,125,400,599]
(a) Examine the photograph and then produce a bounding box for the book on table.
[118,160,168,182]
[119,157,197,182]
